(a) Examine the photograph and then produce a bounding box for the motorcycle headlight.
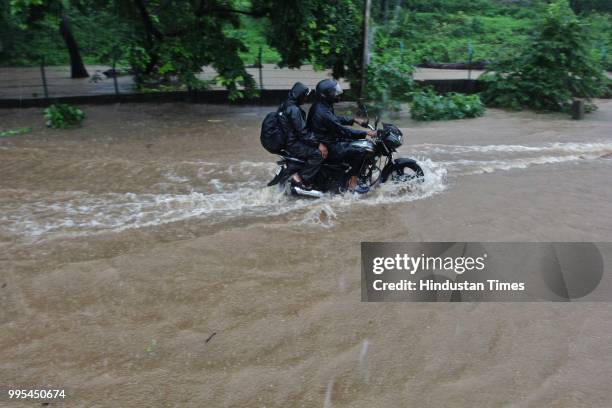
[383,124,403,149]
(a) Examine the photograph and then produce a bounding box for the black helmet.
[289,82,311,102]
[315,79,343,103]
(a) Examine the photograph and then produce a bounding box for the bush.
[44,104,85,128]
[482,0,607,111]
[363,33,416,111]
[410,89,485,121]
[365,55,415,111]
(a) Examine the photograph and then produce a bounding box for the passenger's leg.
[327,142,369,191]
[286,142,323,185]
[300,148,323,183]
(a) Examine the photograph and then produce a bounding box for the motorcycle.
[267,107,424,198]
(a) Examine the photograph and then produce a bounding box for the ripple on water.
[2,140,611,240]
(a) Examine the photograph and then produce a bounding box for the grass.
[224,17,282,65]
[0,127,32,137]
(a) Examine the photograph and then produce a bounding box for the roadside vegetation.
[482,0,608,111]
[1,0,610,116]
[410,90,485,121]
[44,104,85,128]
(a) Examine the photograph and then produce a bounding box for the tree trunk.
[360,0,372,99]
[59,14,89,78]
[382,0,388,22]
[133,0,163,75]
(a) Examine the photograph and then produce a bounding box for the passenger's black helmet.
[290,82,311,102]
[315,79,343,103]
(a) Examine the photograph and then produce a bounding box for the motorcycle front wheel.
[386,161,425,184]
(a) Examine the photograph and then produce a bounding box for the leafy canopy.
[482,0,607,111]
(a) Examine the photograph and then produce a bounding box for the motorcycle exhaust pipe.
[291,186,325,198]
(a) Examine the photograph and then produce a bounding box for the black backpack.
[260,111,287,154]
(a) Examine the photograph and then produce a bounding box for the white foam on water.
[360,158,447,205]
[413,141,612,156]
[2,158,446,239]
[408,141,612,177]
[1,185,308,239]
[3,141,610,240]
[163,171,190,183]
[441,153,604,175]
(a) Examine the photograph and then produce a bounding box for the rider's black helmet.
[315,79,343,103]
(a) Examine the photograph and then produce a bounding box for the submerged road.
[1,100,612,406]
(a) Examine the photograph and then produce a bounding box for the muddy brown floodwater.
[1,101,612,407]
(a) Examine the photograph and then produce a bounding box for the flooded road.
[1,101,612,407]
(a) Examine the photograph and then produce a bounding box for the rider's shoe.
[291,178,313,191]
[354,183,370,194]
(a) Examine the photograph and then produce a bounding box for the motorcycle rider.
[307,79,376,193]
[279,82,326,190]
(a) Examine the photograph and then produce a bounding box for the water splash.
[413,141,612,156]
[3,140,610,240]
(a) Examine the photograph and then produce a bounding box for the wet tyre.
[389,162,425,183]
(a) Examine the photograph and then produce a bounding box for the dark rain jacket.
[306,99,367,144]
[278,83,317,147]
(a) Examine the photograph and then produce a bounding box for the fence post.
[571,99,585,120]
[40,56,49,99]
[467,42,474,80]
[258,47,263,90]
[112,48,120,97]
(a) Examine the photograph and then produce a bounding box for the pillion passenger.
[278,82,326,191]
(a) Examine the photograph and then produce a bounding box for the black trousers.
[325,141,367,177]
[286,141,323,182]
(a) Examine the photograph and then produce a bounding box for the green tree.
[569,0,612,14]
[483,0,607,111]
[256,0,364,90]
[10,0,89,77]
[100,0,263,99]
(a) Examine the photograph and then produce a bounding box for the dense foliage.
[257,0,363,88]
[109,0,262,99]
[44,104,85,128]
[364,37,415,111]
[1,0,610,101]
[410,89,485,120]
[482,0,608,111]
